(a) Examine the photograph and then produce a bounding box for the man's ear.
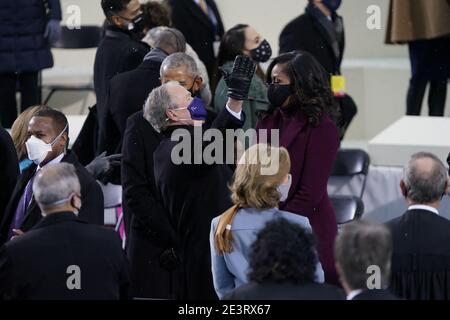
[193,76,203,92]
[166,109,178,122]
[59,132,69,151]
[110,15,123,28]
[444,179,449,196]
[400,180,407,198]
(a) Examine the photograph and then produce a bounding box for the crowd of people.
[0,0,449,301]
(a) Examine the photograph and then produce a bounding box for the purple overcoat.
[257,106,340,284]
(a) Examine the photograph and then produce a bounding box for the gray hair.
[147,26,186,54]
[335,220,393,291]
[403,152,448,203]
[143,81,179,132]
[32,163,80,208]
[160,52,199,78]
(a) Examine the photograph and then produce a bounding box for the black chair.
[329,149,370,225]
[331,195,365,225]
[42,26,103,105]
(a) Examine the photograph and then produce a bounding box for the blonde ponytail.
[214,205,240,254]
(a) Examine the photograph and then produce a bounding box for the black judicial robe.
[386,209,450,300]
[153,108,244,299]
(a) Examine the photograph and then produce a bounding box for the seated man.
[335,220,397,300]
[224,218,344,300]
[386,152,450,300]
[0,108,104,245]
[0,163,129,300]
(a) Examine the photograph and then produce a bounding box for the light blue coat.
[210,207,325,299]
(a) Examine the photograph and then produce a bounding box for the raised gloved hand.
[221,55,256,101]
[85,152,122,184]
[44,19,62,46]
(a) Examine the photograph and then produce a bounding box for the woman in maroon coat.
[256,51,340,284]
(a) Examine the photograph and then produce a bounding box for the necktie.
[8,173,36,240]
[198,0,209,16]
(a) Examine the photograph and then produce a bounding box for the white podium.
[368,116,450,166]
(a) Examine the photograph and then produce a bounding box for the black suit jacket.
[279,10,345,75]
[351,289,397,300]
[98,55,164,155]
[170,0,224,79]
[94,25,150,151]
[153,108,244,299]
[0,212,129,300]
[121,111,177,298]
[0,151,104,244]
[386,209,450,300]
[0,127,18,218]
[225,281,345,300]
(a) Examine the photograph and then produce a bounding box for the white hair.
[143,81,180,132]
[33,163,80,208]
[160,52,199,78]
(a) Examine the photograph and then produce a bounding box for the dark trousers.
[407,79,448,116]
[337,94,358,140]
[407,39,449,116]
[0,72,40,128]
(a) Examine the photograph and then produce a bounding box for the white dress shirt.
[225,104,242,120]
[408,204,439,215]
[37,153,64,171]
[346,289,363,300]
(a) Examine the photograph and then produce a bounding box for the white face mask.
[277,174,292,202]
[25,125,67,165]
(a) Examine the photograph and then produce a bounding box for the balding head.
[32,163,82,215]
[402,152,449,204]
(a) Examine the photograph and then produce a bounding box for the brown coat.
[385,0,450,44]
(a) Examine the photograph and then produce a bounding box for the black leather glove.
[221,55,256,101]
[159,248,179,271]
[85,152,122,184]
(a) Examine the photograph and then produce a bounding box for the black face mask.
[188,78,201,98]
[322,0,342,12]
[119,12,145,35]
[268,84,292,107]
[250,39,272,63]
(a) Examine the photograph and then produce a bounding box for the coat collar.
[305,3,343,70]
[61,150,79,165]
[180,0,216,30]
[143,47,168,63]
[32,211,85,230]
[104,25,132,40]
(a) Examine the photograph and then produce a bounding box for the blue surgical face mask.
[176,97,208,121]
[188,97,208,120]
